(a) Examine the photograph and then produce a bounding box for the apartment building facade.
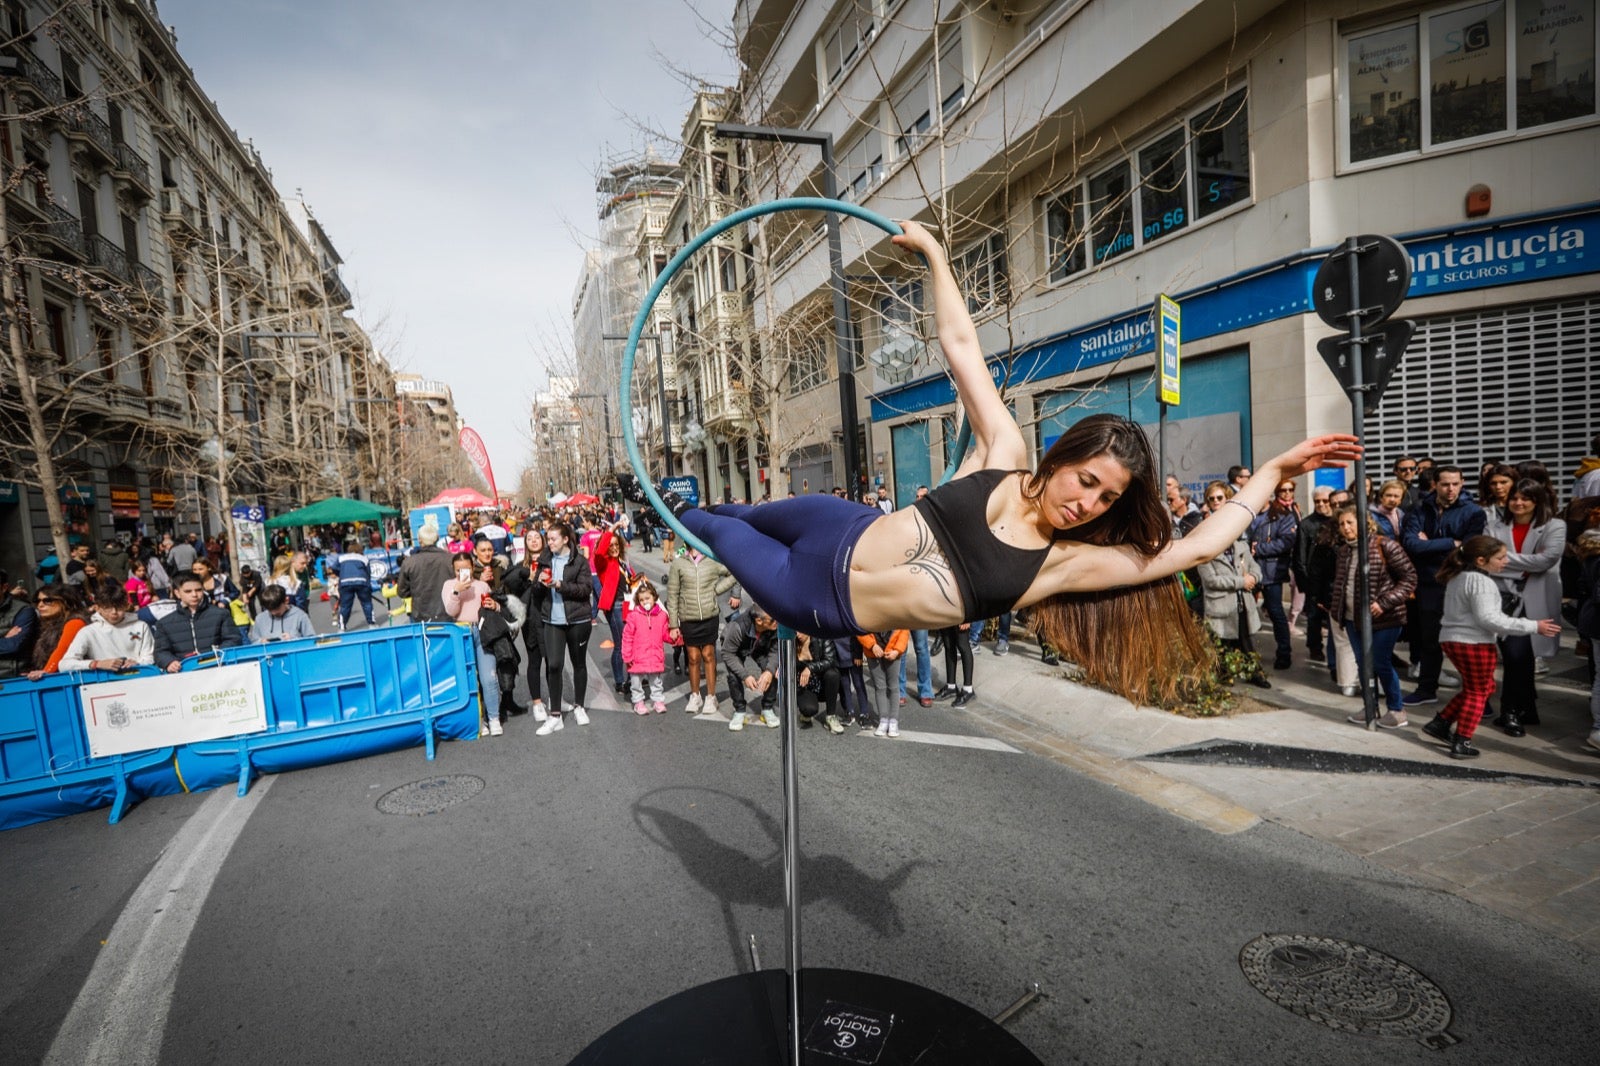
[729,0,1597,504]
[0,0,394,580]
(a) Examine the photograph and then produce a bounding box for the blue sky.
[156,0,735,486]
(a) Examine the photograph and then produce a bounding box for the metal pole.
[602,395,616,474]
[776,627,802,1066]
[240,333,266,511]
[712,123,861,500]
[818,139,862,502]
[1158,401,1167,503]
[1343,236,1378,728]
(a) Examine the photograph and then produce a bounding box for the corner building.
[731,0,1597,504]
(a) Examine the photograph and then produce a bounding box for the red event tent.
[426,487,497,509]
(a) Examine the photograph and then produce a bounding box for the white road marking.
[45,778,275,1066]
[884,729,1020,753]
[689,712,1019,753]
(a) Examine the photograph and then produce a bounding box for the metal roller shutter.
[1364,296,1599,503]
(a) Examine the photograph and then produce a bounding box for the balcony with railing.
[160,187,204,240]
[36,201,87,260]
[222,250,264,291]
[322,269,352,308]
[7,51,64,107]
[65,108,117,169]
[85,233,133,285]
[131,262,165,307]
[112,141,153,202]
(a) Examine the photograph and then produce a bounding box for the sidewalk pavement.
[956,623,1600,952]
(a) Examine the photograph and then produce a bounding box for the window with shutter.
[1362,296,1599,503]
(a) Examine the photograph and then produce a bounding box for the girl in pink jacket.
[621,579,671,714]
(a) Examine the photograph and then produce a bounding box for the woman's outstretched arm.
[1055,435,1363,593]
[893,221,1025,472]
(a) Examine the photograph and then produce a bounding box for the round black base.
[570,967,1043,1065]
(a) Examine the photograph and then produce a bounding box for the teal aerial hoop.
[617,196,972,559]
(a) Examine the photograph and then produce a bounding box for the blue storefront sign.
[871,203,1598,420]
[662,475,700,507]
[0,481,18,505]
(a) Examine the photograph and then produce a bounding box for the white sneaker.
[886,718,900,738]
[1533,660,1549,677]
[488,716,503,736]
[686,692,704,714]
[571,706,590,726]
[760,710,779,728]
[874,721,888,737]
[1586,730,1600,753]
[1407,662,1420,680]
[728,712,746,732]
[479,720,490,737]
[1441,672,1461,687]
[703,695,719,718]
[536,715,564,736]
[531,701,548,722]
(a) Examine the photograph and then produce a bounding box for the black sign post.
[1313,235,1412,729]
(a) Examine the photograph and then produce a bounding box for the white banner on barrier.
[81,664,269,759]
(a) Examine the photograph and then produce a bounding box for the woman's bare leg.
[686,644,704,695]
[699,644,717,698]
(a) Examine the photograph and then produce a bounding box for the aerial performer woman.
[660,220,1362,706]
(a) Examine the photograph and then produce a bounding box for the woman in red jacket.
[592,519,633,695]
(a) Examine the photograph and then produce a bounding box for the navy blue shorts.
[677,496,880,638]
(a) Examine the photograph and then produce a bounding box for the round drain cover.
[376,774,485,816]
[1239,934,1458,1048]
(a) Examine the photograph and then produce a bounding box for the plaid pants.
[1440,641,1501,739]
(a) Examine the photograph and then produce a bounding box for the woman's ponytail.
[1435,534,1501,584]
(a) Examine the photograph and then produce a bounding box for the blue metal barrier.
[0,670,183,830]
[174,624,481,796]
[0,623,481,831]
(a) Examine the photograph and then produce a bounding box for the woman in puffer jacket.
[666,547,736,718]
[1328,505,1417,729]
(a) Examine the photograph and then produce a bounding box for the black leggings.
[940,625,973,687]
[544,621,591,714]
[796,665,841,721]
[523,625,546,703]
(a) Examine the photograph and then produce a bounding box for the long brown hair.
[1020,414,1212,707]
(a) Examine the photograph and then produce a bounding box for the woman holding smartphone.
[529,521,595,736]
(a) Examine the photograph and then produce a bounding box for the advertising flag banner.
[81,664,268,758]
[458,427,499,503]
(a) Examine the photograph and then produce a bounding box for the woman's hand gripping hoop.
[617,198,971,560]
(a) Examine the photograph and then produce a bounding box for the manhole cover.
[1239,934,1458,1049]
[376,775,484,816]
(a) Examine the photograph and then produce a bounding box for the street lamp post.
[713,122,861,500]
[603,331,673,478]
[572,392,615,477]
[239,330,317,509]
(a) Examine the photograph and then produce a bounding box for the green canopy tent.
[262,496,400,529]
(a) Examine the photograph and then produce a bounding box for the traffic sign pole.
[1341,237,1378,729]
[1313,234,1412,729]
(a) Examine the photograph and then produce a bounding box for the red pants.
[1440,641,1501,739]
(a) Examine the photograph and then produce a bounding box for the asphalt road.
[2,578,1596,1064]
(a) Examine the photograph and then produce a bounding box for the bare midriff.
[845,504,1066,632]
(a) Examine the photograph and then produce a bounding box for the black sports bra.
[909,469,1052,621]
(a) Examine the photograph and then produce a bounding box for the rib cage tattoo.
[899,515,957,607]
